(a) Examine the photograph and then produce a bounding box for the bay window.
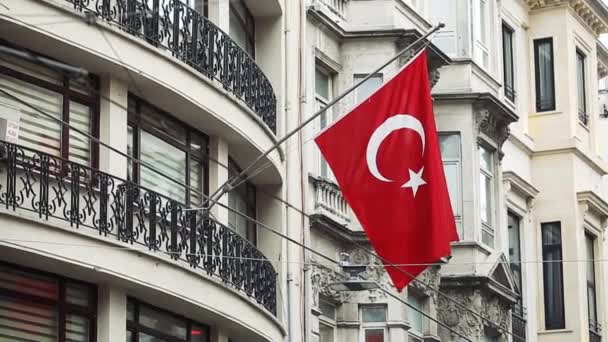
[0,262,96,342]
[229,0,255,57]
[127,298,209,342]
[474,0,490,68]
[127,96,208,206]
[316,66,332,178]
[360,305,387,342]
[479,145,495,248]
[408,290,427,341]
[228,158,257,244]
[439,133,462,235]
[0,50,99,166]
[534,38,556,112]
[541,222,565,330]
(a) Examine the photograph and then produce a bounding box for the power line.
[0,34,523,340]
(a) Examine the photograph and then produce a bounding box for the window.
[475,0,490,68]
[228,158,257,244]
[576,50,588,125]
[319,299,336,342]
[360,305,386,342]
[316,66,332,178]
[229,0,255,57]
[408,291,427,340]
[541,222,565,330]
[0,49,99,166]
[0,262,96,342]
[508,212,525,315]
[502,24,515,102]
[354,74,383,104]
[127,96,208,206]
[479,145,494,247]
[585,233,599,334]
[534,38,556,112]
[439,133,462,235]
[127,298,209,342]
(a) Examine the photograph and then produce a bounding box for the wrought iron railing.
[590,320,602,342]
[65,0,276,133]
[512,303,527,341]
[311,176,350,225]
[0,140,277,315]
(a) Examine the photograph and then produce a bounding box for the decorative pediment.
[524,0,608,35]
[577,191,608,228]
[487,254,519,300]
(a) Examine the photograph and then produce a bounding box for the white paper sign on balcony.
[0,103,20,143]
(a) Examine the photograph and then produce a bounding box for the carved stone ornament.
[474,104,511,158]
[437,287,511,342]
[395,37,442,89]
[410,265,441,302]
[311,263,350,306]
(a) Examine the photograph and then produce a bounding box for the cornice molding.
[524,0,608,35]
[597,41,608,78]
[503,171,540,200]
[577,190,608,221]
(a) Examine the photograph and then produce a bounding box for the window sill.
[578,121,590,131]
[530,110,562,117]
[537,329,573,335]
[450,240,493,255]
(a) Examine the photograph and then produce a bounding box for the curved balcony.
[66,0,277,133]
[0,140,277,315]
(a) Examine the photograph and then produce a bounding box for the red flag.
[314,50,459,291]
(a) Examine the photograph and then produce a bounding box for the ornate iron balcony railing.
[590,320,602,342]
[66,0,276,133]
[0,140,277,315]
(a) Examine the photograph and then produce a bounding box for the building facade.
[3,1,608,342]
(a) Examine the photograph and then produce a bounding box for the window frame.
[318,298,337,342]
[502,23,516,102]
[534,38,556,112]
[541,221,565,330]
[585,231,599,333]
[439,132,462,235]
[359,304,388,342]
[127,95,209,207]
[315,65,333,178]
[576,49,588,125]
[353,73,383,104]
[0,46,100,168]
[479,144,495,248]
[508,210,525,315]
[229,0,255,58]
[227,157,257,245]
[407,289,428,339]
[0,261,98,342]
[127,297,210,342]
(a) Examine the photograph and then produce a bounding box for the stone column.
[98,75,128,178]
[208,136,229,223]
[97,285,127,342]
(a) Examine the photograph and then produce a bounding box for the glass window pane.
[139,332,171,342]
[0,265,59,299]
[535,39,555,111]
[508,213,522,296]
[0,74,62,157]
[364,329,384,342]
[190,158,203,206]
[407,293,425,333]
[541,222,565,330]
[0,53,62,86]
[319,323,334,342]
[479,146,492,171]
[65,282,91,308]
[139,305,187,339]
[127,125,135,181]
[191,324,208,342]
[576,51,586,119]
[361,306,386,322]
[439,134,460,160]
[127,301,135,322]
[443,163,459,215]
[69,101,93,165]
[479,0,488,44]
[585,234,595,283]
[0,294,58,342]
[140,104,187,146]
[140,130,187,203]
[319,300,336,320]
[66,314,90,342]
[126,330,132,342]
[479,174,492,224]
[315,69,329,99]
[482,228,494,248]
[502,25,515,101]
[354,75,383,103]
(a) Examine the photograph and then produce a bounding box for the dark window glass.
[541,222,565,329]
[229,0,255,57]
[126,298,210,342]
[127,96,208,206]
[0,262,96,342]
[576,50,588,125]
[585,233,599,333]
[502,24,515,102]
[534,38,555,112]
[0,50,99,166]
[227,158,257,244]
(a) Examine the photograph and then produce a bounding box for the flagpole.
[194,22,445,212]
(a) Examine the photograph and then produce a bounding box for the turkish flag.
[314,50,458,291]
